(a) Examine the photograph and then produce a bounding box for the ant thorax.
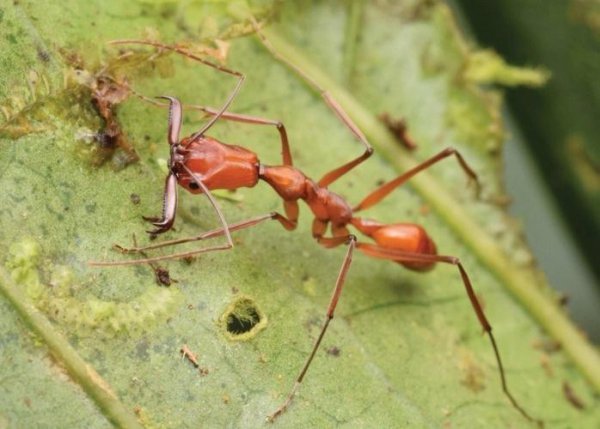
[177,135,259,193]
[304,182,353,226]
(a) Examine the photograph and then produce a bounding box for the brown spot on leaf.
[562,381,585,410]
[378,112,417,150]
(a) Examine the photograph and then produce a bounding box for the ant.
[90,28,541,426]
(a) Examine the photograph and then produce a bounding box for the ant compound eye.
[189,181,200,190]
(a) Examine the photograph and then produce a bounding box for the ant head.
[179,177,203,194]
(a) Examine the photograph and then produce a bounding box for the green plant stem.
[342,0,364,86]
[259,28,600,391]
[0,267,143,429]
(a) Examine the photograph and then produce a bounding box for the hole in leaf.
[227,306,260,334]
[220,295,267,341]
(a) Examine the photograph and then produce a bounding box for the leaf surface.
[0,1,598,428]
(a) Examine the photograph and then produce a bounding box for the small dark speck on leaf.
[136,339,149,360]
[378,112,417,150]
[532,338,562,354]
[539,353,554,378]
[85,203,97,214]
[37,48,50,63]
[154,267,174,287]
[304,316,321,332]
[557,293,569,307]
[130,193,141,205]
[326,346,341,357]
[562,381,585,410]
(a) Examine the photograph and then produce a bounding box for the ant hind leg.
[355,242,542,427]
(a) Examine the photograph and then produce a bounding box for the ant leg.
[142,97,182,234]
[91,181,231,266]
[118,211,296,254]
[114,202,297,255]
[110,39,245,137]
[195,107,293,165]
[354,148,480,212]
[157,96,182,146]
[131,91,294,166]
[130,233,176,286]
[91,165,236,266]
[355,243,542,427]
[267,235,357,422]
[142,172,178,234]
[252,23,373,187]
[88,211,296,266]
[281,200,299,230]
[314,94,373,187]
[182,164,234,246]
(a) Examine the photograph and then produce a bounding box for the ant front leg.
[130,91,296,167]
[189,107,294,167]
[252,22,373,187]
[110,39,246,139]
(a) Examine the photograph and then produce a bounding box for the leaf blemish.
[220,295,267,341]
[4,238,179,336]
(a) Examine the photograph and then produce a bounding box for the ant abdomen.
[361,222,438,271]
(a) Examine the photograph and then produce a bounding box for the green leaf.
[1,1,598,428]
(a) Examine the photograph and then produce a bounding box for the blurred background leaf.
[452,0,600,341]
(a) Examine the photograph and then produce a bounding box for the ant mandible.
[90,27,541,426]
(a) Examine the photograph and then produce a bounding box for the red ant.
[90,31,541,426]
